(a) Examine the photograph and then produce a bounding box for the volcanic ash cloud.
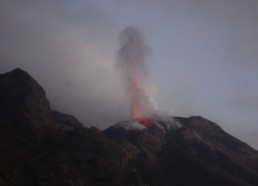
[117,26,157,122]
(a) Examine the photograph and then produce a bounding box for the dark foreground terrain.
[0,68,258,186]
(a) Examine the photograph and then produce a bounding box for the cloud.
[0,0,129,128]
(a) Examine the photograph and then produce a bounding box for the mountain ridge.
[0,68,258,186]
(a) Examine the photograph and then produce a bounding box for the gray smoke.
[117,26,155,119]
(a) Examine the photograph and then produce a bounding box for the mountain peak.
[1,68,35,82]
[0,68,56,128]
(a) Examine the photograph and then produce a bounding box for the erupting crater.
[134,118,152,127]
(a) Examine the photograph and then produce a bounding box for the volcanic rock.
[104,116,258,186]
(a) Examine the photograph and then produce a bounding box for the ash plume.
[117,26,154,122]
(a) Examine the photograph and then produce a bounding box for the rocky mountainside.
[0,68,258,186]
[0,68,139,186]
[105,117,258,186]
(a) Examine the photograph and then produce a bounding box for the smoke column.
[118,26,153,126]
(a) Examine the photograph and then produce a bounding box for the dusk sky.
[1,0,258,149]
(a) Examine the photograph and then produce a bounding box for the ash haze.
[0,0,258,149]
[118,26,156,120]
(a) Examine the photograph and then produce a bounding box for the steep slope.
[174,116,258,185]
[104,117,258,186]
[0,68,57,128]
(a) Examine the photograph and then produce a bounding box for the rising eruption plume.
[118,26,153,127]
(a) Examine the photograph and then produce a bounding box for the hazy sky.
[0,0,258,149]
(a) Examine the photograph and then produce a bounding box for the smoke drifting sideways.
[117,26,156,126]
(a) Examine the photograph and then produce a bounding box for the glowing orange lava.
[136,118,152,127]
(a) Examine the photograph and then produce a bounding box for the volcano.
[0,68,258,186]
[105,116,258,186]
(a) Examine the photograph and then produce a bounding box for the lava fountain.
[118,26,153,127]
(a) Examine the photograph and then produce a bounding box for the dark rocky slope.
[1,68,258,186]
[0,68,141,186]
[105,117,258,186]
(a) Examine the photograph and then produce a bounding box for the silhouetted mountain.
[0,68,258,186]
[0,68,141,186]
[0,68,56,128]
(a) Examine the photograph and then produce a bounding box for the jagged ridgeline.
[0,68,258,186]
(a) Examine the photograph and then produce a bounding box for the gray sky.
[0,0,258,149]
